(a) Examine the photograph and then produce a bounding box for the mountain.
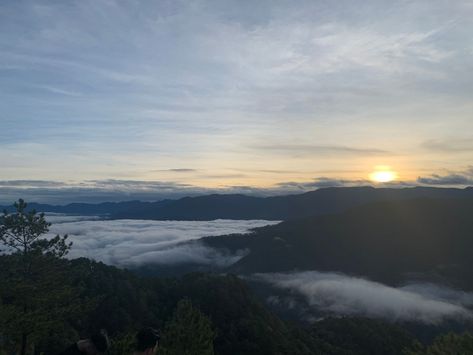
[0,255,420,355]
[204,197,473,289]
[108,186,473,220]
[2,186,473,221]
[0,200,159,216]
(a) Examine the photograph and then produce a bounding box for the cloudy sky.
[1,0,472,202]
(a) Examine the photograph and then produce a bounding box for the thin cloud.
[254,271,473,324]
[421,139,473,153]
[84,179,195,190]
[275,177,415,189]
[253,144,391,156]
[276,177,371,189]
[198,174,248,179]
[0,180,69,188]
[167,168,197,172]
[417,166,473,186]
[152,169,198,173]
[33,85,83,97]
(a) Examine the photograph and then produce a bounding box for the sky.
[1,0,473,203]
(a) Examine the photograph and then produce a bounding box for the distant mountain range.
[2,186,473,221]
[204,197,473,290]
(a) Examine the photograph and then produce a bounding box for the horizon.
[1,184,472,205]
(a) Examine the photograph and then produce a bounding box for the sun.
[369,167,397,183]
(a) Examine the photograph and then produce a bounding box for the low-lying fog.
[46,214,278,267]
[253,271,473,324]
[45,214,473,325]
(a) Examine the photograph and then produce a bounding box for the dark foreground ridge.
[2,255,472,355]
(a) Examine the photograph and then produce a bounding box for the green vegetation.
[309,317,417,355]
[160,299,215,355]
[406,332,473,354]
[0,199,82,355]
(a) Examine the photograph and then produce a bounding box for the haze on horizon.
[1,0,473,203]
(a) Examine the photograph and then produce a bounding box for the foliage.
[160,299,215,355]
[0,199,71,258]
[0,200,79,355]
[2,252,472,355]
[309,317,417,355]
[107,331,136,355]
[406,332,473,355]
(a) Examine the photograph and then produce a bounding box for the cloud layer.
[46,214,277,267]
[417,166,473,186]
[254,271,473,324]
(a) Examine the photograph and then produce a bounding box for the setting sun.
[369,168,397,183]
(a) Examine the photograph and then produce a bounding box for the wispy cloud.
[32,84,83,97]
[417,166,473,186]
[276,177,370,189]
[254,271,473,324]
[252,144,391,157]
[155,168,198,173]
[0,180,69,188]
[276,177,415,190]
[421,139,473,153]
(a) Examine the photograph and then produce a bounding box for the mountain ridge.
[203,197,473,289]
[2,186,473,221]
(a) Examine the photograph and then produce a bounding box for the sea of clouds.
[46,214,278,267]
[41,215,473,324]
[254,271,473,324]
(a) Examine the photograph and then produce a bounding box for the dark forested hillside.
[0,256,425,355]
[204,197,473,289]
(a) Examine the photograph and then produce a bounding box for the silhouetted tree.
[0,199,74,355]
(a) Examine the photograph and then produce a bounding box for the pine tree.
[0,199,77,355]
[405,332,473,355]
[160,299,215,355]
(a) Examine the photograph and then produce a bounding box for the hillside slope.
[204,198,473,288]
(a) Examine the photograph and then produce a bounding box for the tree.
[160,299,215,355]
[0,199,75,355]
[0,199,71,259]
[405,332,473,355]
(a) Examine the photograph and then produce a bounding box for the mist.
[46,214,277,267]
[254,271,473,324]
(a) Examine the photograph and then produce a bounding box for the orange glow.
[369,166,398,183]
